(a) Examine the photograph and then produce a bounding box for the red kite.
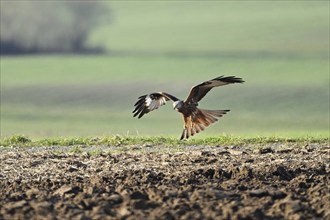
[133,76,244,139]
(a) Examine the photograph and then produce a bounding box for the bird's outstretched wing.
[133,92,179,118]
[184,76,244,104]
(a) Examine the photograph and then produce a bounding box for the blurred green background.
[1,1,329,138]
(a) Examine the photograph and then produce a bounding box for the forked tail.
[180,108,230,140]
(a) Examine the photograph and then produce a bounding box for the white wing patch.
[145,95,167,110]
[133,92,171,118]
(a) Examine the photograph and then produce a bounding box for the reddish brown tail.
[180,109,229,140]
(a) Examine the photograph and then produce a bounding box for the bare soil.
[0,144,329,220]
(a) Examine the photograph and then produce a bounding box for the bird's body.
[133,76,244,139]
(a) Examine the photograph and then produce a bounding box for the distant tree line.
[0,1,110,55]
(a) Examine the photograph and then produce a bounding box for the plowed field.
[1,144,329,220]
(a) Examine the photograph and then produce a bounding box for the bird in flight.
[133,76,244,139]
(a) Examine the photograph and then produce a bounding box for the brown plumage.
[180,109,230,139]
[132,76,244,139]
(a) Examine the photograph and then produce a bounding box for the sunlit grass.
[91,1,329,56]
[1,55,328,87]
[1,134,328,147]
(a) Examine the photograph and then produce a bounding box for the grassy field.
[90,1,329,56]
[1,1,329,139]
[1,135,329,148]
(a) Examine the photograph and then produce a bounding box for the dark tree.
[0,1,110,54]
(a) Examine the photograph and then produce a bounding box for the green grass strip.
[0,135,328,147]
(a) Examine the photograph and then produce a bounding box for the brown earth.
[0,144,329,220]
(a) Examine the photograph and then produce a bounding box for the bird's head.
[173,100,184,111]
